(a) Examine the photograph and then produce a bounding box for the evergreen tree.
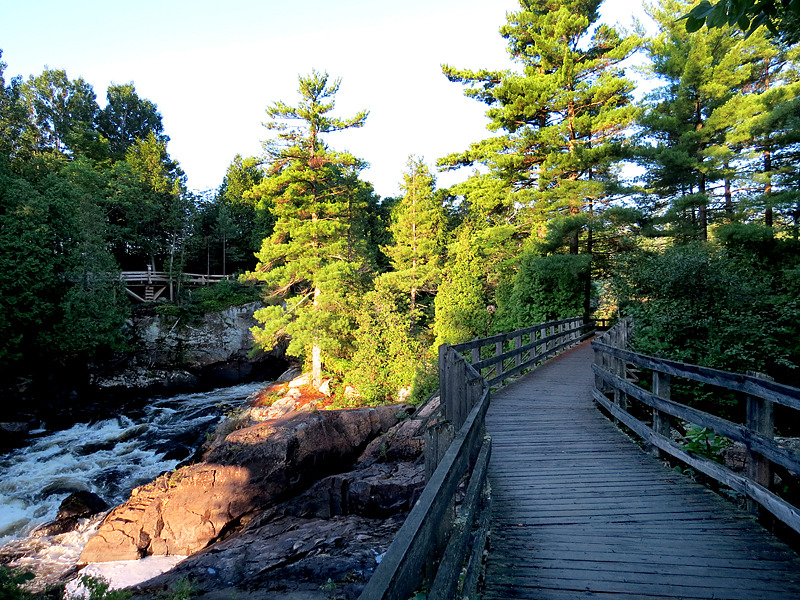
[715,39,800,231]
[246,70,369,387]
[379,157,443,333]
[440,0,639,256]
[637,0,799,239]
[97,82,166,161]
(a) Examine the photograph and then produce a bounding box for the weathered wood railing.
[120,271,231,285]
[121,271,232,302]
[360,316,594,600]
[456,315,596,389]
[592,320,800,534]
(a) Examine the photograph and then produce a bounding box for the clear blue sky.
[1,0,654,198]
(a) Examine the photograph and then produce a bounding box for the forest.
[0,0,798,405]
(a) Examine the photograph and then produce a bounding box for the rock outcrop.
[125,410,428,600]
[93,302,290,394]
[79,405,410,563]
[32,491,109,538]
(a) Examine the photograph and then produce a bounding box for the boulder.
[33,491,108,538]
[80,405,408,563]
[57,491,108,520]
[275,366,302,383]
[284,461,424,520]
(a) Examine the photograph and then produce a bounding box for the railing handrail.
[120,271,231,281]
[592,342,800,410]
[592,320,800,536]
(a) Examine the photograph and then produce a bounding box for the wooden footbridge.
[360,318,800,600]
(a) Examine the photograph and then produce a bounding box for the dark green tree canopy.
[98,82,166,160]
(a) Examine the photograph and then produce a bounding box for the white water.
[0,381,265,586]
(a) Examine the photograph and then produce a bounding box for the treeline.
[1,0,798,402]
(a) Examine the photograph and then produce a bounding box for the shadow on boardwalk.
[484,340,800,600]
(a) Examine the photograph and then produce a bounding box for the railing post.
[539,327,546,360]
[650,371,671,458]
[495,340,503,381]
[746,371,774,519]
[514,334,522,368]
[611,326,628,420]
[424,422,454,483]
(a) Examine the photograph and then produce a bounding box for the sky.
[1,0,655,199]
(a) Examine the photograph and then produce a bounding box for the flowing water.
[0,381,266,587]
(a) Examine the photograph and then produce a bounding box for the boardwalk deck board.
[483,340,800,599]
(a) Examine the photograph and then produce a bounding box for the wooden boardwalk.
[483,340,800,600]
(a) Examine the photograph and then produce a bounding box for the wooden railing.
[452,316,595,389]
[592,320,800,534]
[120,271,231,285]
[360,316,594,600]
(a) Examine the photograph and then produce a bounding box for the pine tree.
[440,0,639,255]
[715,38,800,231]
[636,0,772,240]
[245,70,369,388]
[379,157,443,333]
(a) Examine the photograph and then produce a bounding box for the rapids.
[0,381,266,588]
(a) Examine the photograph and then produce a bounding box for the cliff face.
[95,302,289,393]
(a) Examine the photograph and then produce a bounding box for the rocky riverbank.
[71,382,437,599]
[0,303,290,449]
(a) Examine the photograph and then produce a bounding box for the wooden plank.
[592,388,800,535]
[428,437,491,600]
[451,317,584,353]
[747,371,774,516]
[359,388,490,600]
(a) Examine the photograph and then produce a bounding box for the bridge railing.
[360,316,594,600]
[121,271,231,285]
[451,316,596,389]
[592,320,800,535]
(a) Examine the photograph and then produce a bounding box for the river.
[0,381,266,587]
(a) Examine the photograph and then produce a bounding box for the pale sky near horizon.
[1,0,655,199]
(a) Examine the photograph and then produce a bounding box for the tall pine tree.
[245,71,369,388]
[379,157,443,334]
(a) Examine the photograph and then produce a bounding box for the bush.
[155,279,263,320]
[346,287,424,405]
[611,242,800,415]
[494,253,591,331]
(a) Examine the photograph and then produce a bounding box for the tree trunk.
[312,286,322,389]
[765,150,773,228]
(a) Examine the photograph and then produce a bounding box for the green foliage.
[246,70,372,381]
[80,576,133,600]
[379,157,443,333]
[434,231,493,346]
[495,253,592,330]
[682,0,800,41]
[440,0,639,256]
[156,577,197,600]
[190,279,262,313]
[346,285,424,405]
[98,82,165,161]
[611,242,800,384]
[683,426,731,462]
[154,279,262,322]
[0,567,34,600]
